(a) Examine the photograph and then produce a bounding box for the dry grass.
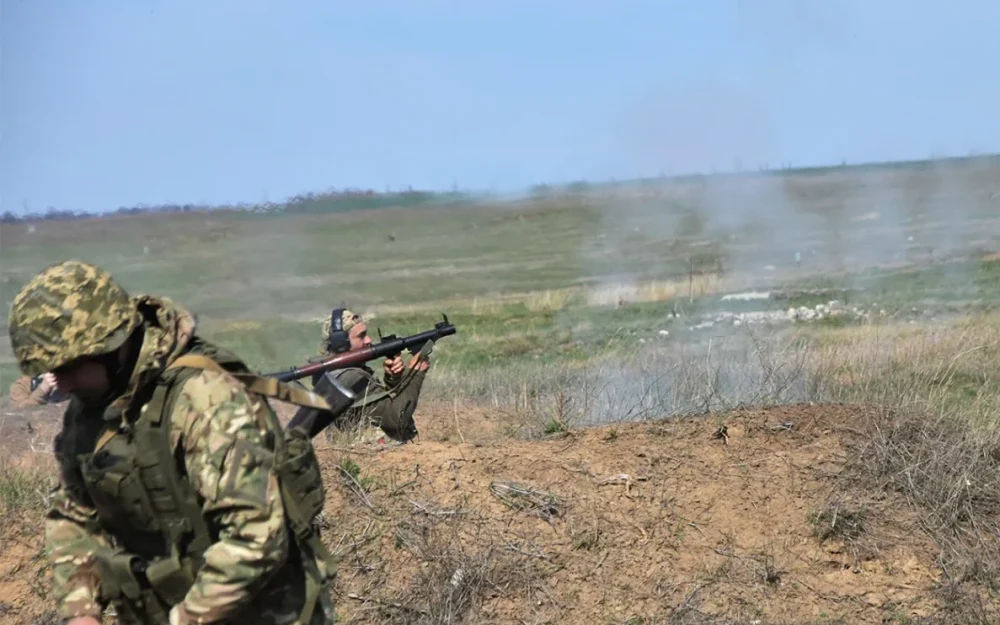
[805,320,1000,615]
[845,408,1000,623]
[330,312,1000,621]
[584,274,725,308]
[425,312,1000,431]
[417,313,1000,620]
[322,460,549,624]
[294,273,726,322]
[0,419,58,524]
[468,288,577,316]
[3,313,1000,623]
[365,513,541,624]
[808,316,1000,422]
[0,461,51,520]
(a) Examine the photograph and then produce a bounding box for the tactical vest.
[77,337,335,625]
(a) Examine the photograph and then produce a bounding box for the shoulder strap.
[165,354,332,625]
[167,354,332,412]
[93,425,119,453]
[168,353,225,372]
[351,380,394,410]
[326,367,393,410]
[138,375,215,571]
[91,354,335,452]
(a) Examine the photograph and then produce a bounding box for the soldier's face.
[52,358,110,404]
[348,322,371,351]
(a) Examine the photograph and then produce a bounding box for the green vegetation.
[0,461,52,518]
[1,156,999,396]
[1,155,1000,623]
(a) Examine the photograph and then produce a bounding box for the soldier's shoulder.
[326,366,377,395]
[169,368,258,432]
[328,366,374,383]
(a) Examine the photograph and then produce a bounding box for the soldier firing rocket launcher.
[264,313,456,383]
[264,314,457,438]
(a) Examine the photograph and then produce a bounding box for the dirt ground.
[0,400,994,624]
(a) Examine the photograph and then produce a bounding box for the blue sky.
[2,0,998,214]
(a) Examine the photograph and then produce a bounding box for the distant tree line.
[3,153,996,224]
[0,187,472,224]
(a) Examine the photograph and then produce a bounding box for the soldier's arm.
[8,376,48,407]
[381,364,403,390]
[45,429,115,622]
[364,369,427,442]
[169,371,290,625]
[334,367,374,396]
[318,368,372,431]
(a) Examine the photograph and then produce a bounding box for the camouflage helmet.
[7,260,141,377]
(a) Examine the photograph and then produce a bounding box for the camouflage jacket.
[318,363,426,442]
[46,295,334,625]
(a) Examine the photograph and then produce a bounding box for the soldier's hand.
[384,355,405,376]
[408,354,430,372]
[67,618,101,625]
[39,372,57,394]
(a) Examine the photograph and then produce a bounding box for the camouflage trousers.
[254,586,336,625]
[107,577,334,625]
[244,568,336,625]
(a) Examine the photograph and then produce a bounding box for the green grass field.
[2,156,1000,418]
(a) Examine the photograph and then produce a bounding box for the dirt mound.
[0,403,993,624]
[313,404,951,624]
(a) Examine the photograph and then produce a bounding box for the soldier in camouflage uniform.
[312,308,430,442]
[7,260,337,625]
